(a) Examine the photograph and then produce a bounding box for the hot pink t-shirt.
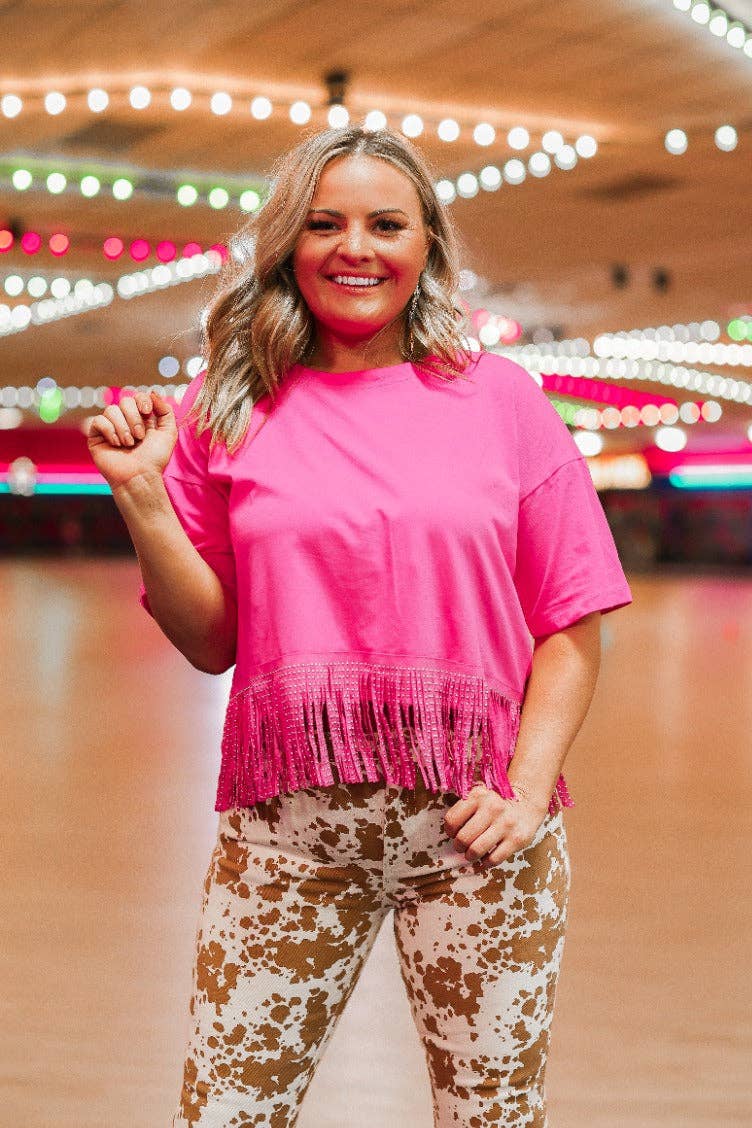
[139,351,632,814]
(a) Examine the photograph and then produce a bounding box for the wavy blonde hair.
[187,126,472,455]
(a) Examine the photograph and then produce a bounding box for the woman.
[87,127,632,1127]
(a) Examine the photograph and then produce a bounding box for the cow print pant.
[171,777,571,1127]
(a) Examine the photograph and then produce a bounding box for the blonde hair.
[188,126,472,455]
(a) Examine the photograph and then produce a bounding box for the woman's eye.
[305,218,404,233]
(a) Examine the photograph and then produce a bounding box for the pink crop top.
[138,351,633,815]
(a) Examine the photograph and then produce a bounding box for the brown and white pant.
[171,777,571,1128]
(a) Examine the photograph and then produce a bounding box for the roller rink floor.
[2,559,750,1127]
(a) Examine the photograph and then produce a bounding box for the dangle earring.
[408,281,421,323]
[407,277,422,356]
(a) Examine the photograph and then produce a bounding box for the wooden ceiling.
[1,0,751,446]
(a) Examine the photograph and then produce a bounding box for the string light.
[250,96,272,120]
[0,78,747,163]
[289,100,311,124]
[44,92,66,115]
[0,381,190,418]
[574,134,597,158]
[0,158,265,212]
[210,92,232,115]
[573,430,603,456]
[128,85,151,110]
[1,94,22,117]
[727,317,752,341]
[364,110,387,131]
[3,149,583,209]
[655,426,687,452]
[80,175,101,197]
[327,104,349,128]
[170,87,192,111]
[495,343,746,406]
[473,123,495,146]
[0,227,226,262]
[437,155,582,204]
[542,130,565,153]
[437,118,460,142]
[715,124,737,151]
[528,152,552,177]
[507,126,530,150]
[595,320,722,343]
[593,327,752,368]
[46,172,67,194]
[534,370,707,427]
[0,250,222,340]
[87,88,109,113]
[665,128,689,154]
[672,0,752,58]
[401,113,423,138]
[0,79,600,157]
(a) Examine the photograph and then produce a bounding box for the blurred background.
[1,2,751,1126]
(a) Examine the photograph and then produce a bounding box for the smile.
[327,275,387,288]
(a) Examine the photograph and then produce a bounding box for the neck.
[306,321,406,373]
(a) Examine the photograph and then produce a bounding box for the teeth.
[331,275,383,287]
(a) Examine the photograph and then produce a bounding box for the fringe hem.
[214,658,574,818]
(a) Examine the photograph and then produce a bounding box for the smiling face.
[291,154,431,359]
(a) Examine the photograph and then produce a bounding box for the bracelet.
[509,780,529,800]
[509,780,549,811]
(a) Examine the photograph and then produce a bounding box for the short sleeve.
[138,371,237,618]
[508,358,584,497]
[513,456,633,639]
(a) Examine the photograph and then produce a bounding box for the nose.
[335,223,373,263]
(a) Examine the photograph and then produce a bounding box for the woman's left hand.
[443,783,549,866]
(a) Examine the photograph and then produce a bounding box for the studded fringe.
[215,659,574,817]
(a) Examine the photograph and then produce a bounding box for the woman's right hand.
[86,390,178,491]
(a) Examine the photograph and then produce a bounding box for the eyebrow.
[306,207,410,219]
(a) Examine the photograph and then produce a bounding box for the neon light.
[540,371,676,409]
[0,482,112,495]
[669,464,752,489]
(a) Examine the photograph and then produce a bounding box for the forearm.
[507,612,602,810]
[114,472,237,674]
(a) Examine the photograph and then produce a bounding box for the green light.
[208,186,229,209]
[727,318,747,341]
[549,397,580,426]
[39,387,64,423]
[177,184,198,206]
[112,177,134,200]
[239,189,261,213]
[11,168,32,190]
[80,174,101,197]
[46,171,67,194]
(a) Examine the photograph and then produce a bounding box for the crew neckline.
[290,360,417,387]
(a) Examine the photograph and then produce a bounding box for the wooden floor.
[2,560,751,1127]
